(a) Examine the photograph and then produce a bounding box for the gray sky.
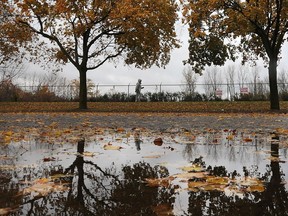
[60,21,190,86]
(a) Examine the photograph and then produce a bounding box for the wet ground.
[1,112,288,131]
[0,112,288,215]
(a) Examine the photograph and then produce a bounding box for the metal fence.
[12,82,288,101]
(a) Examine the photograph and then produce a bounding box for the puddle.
[0,128,288,215]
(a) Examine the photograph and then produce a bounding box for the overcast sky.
[30,21,288,87]
[58,21,190,86]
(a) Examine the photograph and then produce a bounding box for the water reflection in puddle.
[0,128,288,215]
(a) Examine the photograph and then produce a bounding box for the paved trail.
[1,112,287,132]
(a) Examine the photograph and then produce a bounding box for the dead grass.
[0,101,287,113]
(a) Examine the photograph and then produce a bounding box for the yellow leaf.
[180,165,205,172]
[82,152,95,157]
[226,135,234,141]
[103,144,122,150]
[55,130,62,137]
[34,178,50,184]
[206,176,229,185]
[4,136,11,143]
[188,180,207,188]
[247,185,265,192]
[240,177,263,186]
[4,131,13,136]
[173,172,207,179]
[125,132,131,138]
[202,184,225,192]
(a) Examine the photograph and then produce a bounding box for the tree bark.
[77,139,85,154]
[268,57,280,110]
[79,69,88,109]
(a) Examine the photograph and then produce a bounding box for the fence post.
[128,83,130,101]
[226,84,228,100]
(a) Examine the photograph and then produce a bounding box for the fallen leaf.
[173,172,207,179]
[247,184,265,192]
[206,176,229,185]
[103,144,122,150]
[180,165,205,172]
[226,135,234,141]
[22,177,69,197]
[116,128,125,133]
[202,184,225,192]
[82,151,96,157]
[240,177,263,187]
[145,176,174,188]
[4,131,13,136]
[152,203,174,216]
[154,138,163,146]
[43,157,56,162]
[243,137,253,142]
[188,180,207,188]
[267,156,283,162]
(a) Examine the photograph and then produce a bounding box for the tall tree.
[2,0,179,109]
[181,0,288,110]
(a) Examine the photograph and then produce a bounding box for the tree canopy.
[1,0,179,109]
[181,0,288,110]
[0,1,32,63]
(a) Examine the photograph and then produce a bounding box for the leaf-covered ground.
[1,111,288,132]
[0,101,288,113]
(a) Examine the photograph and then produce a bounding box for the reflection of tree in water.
[57,157,174,215]
[257,141,287,216]
[60,141,174,215]
[111,162,175,215]
[2,135,288,215]
[1,139,176,215]
[186,140,288,216]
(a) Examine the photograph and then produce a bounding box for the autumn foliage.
[181,0,288,110]
[1,0,179,109]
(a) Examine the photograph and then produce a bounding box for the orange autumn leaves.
[144,158,266,195]
[1,130,26,144]
[19,174,72,199]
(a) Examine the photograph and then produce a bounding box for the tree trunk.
[79,69,88,109]
[268,57,280,110]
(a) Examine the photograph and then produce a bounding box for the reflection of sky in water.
[1,130,287,215]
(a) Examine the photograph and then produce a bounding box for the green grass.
[0,101,287,113]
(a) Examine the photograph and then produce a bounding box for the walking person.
[135,79,144,102]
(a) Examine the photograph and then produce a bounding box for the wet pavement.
[1,112,287,132]
[1,112,288,215]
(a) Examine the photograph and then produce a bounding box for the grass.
[0,101,287,113]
